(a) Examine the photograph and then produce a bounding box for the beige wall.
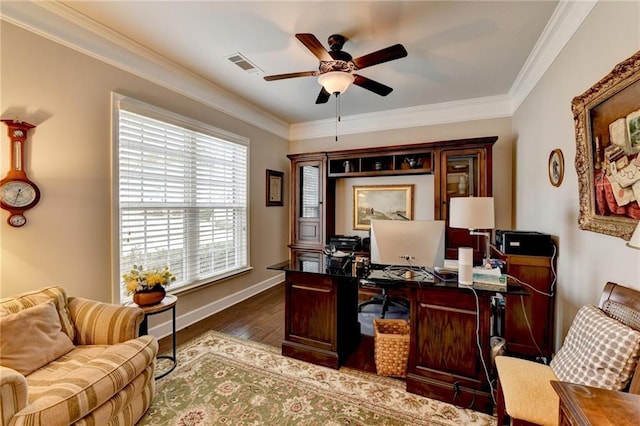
[512,1,640,348]
[5,2,639,351]
[335,174,435,241]
[0,23,289,330]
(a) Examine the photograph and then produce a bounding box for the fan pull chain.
[335,94,341,142]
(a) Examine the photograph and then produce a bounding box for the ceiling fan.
[264,33,408,104]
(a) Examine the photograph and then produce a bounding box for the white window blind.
[301,165,320,218]
[115,95,249,300]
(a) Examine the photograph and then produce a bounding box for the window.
[113,93,249,301]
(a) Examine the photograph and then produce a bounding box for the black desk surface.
[268,252,527,295]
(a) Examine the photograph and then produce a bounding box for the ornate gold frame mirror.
[572,50,640,240]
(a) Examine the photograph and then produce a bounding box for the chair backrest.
[599,282,640,393]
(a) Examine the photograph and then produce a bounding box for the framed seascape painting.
[573,49,640,240]
[353,184,414,230]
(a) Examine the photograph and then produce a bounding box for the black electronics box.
[495,230,553,257]
[329,235,361,252]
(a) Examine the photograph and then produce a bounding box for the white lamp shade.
[317,71,354,95]
[449,197,495,230]
[628,222,640,249]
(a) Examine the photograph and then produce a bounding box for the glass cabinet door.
[440,148,491,261]
[300,165,320,218]
[293,158,325,248]
[445,155,478,198]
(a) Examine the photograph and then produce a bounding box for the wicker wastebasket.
[373,318,410,377]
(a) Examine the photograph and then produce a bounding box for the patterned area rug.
[139,331,496,425]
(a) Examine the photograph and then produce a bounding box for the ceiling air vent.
[226,53,262,74]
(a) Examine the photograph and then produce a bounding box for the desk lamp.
[449,197,495,265]
[627,222,640,249]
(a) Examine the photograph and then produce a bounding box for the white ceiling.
[61,0,558,124]
[2,1,597,139]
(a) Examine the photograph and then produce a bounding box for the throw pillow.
[0,286,76,342]
[0,300,74,375]
[550,304,640,390]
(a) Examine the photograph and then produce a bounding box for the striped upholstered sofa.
[0,286,158,426]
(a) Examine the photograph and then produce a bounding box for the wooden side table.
[551,380,640,425]
[128,295,178,379]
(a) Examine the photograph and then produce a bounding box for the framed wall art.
[548,149,564,187]
[352,184,414,230]
[573,49,640,240]
[266,169,284,207]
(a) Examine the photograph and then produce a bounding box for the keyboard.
[369,267,435,283]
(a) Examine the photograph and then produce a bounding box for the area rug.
[138,331,496,425]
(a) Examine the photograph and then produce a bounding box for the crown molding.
[290,95,513,141]
[0,1,290,140]
[294,0,596,140]
[2,0,592,141]
[509,0,598,112]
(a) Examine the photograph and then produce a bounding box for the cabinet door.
[407,286,493,412]
[412,288,488,382]
[500,252,555,361]
[291,157,326,248]
[438,147,493,260]
[285,271,336,352]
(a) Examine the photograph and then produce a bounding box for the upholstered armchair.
[0,286,158,426]
[495,282,640,426]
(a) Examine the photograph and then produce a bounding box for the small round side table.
[127,294,178,379]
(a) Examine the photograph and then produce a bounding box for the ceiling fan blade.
[352,44,408,70]
[315,88,331,104]
[263,71,317,81]
[353,74,393,96]
[296,33,332,61]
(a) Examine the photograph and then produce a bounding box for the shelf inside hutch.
[327,149,433,177]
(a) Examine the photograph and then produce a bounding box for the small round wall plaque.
[548,149,564,187]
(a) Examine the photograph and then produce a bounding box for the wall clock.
[548,149,565,187]
[0,119,40,227]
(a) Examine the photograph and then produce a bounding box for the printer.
[329,235,362,252]
[494,230,553,257]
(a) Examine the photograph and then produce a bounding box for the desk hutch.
[288,136,496,261]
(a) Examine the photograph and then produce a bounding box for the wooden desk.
[270,252,361,370]
[269,252,524,414]
[552,381,640,425]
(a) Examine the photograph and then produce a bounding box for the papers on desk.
[472,266,507,291]
[438,262,507,291]
[438,259,459,272]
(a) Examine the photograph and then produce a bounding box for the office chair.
[358,280,409,318]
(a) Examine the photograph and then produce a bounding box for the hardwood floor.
[157,282,385,375]
[157,283,285,354]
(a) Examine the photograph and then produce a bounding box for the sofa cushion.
[0,300,74,375]
[0,286,75,342]
[550,304,640,390]
[16,335,157,426]
[76,364,155,426]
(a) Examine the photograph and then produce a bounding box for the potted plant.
[123,265,176,306]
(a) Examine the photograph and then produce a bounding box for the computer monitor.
[369,219,445,269]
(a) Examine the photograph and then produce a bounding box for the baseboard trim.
[148,273,284,339]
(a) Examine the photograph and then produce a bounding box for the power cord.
[521,295,546,360]
[505,241,558,297]
[467,286,497,406]
[453,382,461,400]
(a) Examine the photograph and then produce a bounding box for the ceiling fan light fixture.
[317,71,354,95]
